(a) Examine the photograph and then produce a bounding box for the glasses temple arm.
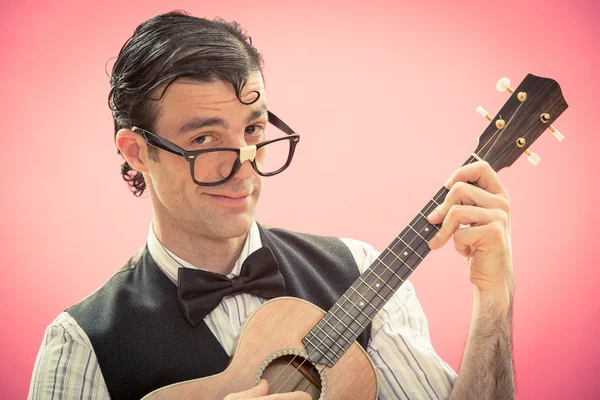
[268,111,296,136]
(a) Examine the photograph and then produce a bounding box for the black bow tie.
[177,246,285,326]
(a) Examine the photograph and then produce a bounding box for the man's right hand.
[223,379,311,399]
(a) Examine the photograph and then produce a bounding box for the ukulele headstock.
[473,74,568,172]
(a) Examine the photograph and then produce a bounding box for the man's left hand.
[426,161,513,295]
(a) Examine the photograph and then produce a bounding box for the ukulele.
[142,74,568,399]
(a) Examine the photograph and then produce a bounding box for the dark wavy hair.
[109,11,264,197]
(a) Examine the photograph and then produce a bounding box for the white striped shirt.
[29,221,456,399]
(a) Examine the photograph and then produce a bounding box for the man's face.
[145,70,267,240]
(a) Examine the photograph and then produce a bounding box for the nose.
[216,145,258,181]
[232,158,255,181]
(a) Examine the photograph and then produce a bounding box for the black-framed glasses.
[131,111,300,187]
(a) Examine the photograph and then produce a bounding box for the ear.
[115,129,150,174]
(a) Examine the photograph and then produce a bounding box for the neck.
[152,217,249,276]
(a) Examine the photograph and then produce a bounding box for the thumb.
[246,379,270,397]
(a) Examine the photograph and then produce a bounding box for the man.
[29,11,514,400]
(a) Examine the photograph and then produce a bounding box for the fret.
[327,309,359,336]
[357,276,387,302]
[308,327,346,362]
[342,294,371,321]
[407,223,429,242]
[359,270,396,306]
[310,326,345,356]
[397,236,423,260]
[318,315,357,345]
[349,286,380,312]
[385,247,414,272]
[374,255,405,281]
[400,222,433,255]
[332,302,366,330]
[304,335,336,365]
[405,238,429,261]
[364,269,396,293]
[317,318,352,346]
[418,211,440,231]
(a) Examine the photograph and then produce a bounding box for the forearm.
[449,285,515,400]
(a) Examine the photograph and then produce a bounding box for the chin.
[192,190,259,239]
[206,211,255,239]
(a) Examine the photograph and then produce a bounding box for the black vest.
[67,224,372,400]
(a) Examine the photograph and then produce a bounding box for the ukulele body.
[142,297,378,399]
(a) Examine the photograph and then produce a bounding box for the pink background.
[1,0,599,398]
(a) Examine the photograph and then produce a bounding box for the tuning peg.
[541,112,565,142]
[496,77,514,94]
[497,77,529,102]
[476,106,493,121]
[525,150,541,165]
[549,125,565,142]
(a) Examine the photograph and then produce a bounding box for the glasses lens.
[191,138,293,184]
[255,138,292,175]
[193,150,239,184]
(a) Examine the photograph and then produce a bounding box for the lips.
[209,193,251,199]
[205,192,252,208]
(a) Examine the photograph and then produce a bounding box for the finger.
[454,236,473,258]
[427,181,509,225]
[428,205,503,250]
[224,379,270,399]
[453,221,508,249]
[262,391,312,399]
[444,161,508,198]
[249,380,270,397]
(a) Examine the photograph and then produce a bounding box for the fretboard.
[302,184,451,367]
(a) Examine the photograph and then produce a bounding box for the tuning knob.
[525,150,541,165]
[476,106,493,121]
[549,126,565,142]
[496,78,514,94]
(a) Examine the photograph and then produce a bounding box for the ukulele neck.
[302,156,483,367]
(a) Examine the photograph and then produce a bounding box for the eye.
[245,125,264,136]
[193,135,216,145]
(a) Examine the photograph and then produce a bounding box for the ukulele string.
[272,110,521,394]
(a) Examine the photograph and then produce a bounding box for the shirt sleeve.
[341,238,457,400]
[28,312,111,400]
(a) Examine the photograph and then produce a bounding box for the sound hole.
[260,354,323,400]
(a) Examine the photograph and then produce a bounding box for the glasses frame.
[131,111,300,187]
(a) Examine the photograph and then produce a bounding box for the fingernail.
[427,210,437,222]
[444,179,452,189]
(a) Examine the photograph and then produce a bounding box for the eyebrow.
[177,104,268,135]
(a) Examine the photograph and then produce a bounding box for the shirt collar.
[146,220,262,283]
